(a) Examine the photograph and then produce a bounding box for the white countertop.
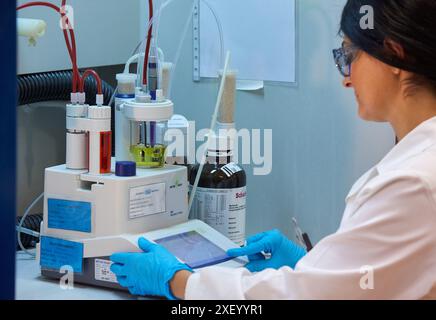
[15,250,137,300]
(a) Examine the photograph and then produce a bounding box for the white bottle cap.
[88,106,111,119]
[206,132,234,153]
[135,92,152,103]
[116,73,137,83]
[66,104,88,118]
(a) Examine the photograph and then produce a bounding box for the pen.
[302,233,313,252]
[292,217,313,252]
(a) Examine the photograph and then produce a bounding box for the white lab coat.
[185,117,436,300]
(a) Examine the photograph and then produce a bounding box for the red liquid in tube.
[100,131,112,174]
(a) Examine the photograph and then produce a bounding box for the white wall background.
[17,0,141,74]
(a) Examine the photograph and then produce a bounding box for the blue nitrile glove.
[110,237,193,299]
[227,229,306,272]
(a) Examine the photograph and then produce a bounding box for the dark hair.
[340,0,436,89]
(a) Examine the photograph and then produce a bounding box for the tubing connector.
[96,94,104,107]
[78,92,86,105]
[70,92,79,105]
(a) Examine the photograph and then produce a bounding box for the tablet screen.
[155,231,233,269]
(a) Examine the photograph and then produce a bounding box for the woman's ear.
[384,38,405,76]
[392,67,401,76]
[384,39,406,76]
[384,38,405,58]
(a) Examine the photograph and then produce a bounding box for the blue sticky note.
[48,198,91,233]
[40,236,83,273]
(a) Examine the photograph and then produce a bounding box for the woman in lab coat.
[110,0,436,299]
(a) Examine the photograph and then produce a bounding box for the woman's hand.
[227,229,306,272]
[110,237,193,299]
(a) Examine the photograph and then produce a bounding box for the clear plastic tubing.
[124,53,141,74]
[138,0,224,97]
[160,0,196,99]
[155,0,225,99]
[136,13,159,88]
[188,51,231,213]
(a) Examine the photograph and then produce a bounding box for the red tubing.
[142,0,154,86]
[80,69,103,95]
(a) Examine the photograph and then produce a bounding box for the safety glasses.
[332,43,359,77]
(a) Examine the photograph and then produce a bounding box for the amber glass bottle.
[189,150,246,246]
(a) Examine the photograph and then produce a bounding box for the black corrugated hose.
[17,70,116,155]
[17,70,114,106]
[16,213,43,249]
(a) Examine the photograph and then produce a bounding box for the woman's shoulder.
[390,145,436,184]
[373,141,436,186]
[350,148,436,216]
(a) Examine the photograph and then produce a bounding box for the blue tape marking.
[48,199,91,233]
[40,236,83,273]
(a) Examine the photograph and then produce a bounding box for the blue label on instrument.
[40,236,83,273]
[48,199,91,233]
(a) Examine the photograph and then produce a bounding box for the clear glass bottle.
[130,120,168,168]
